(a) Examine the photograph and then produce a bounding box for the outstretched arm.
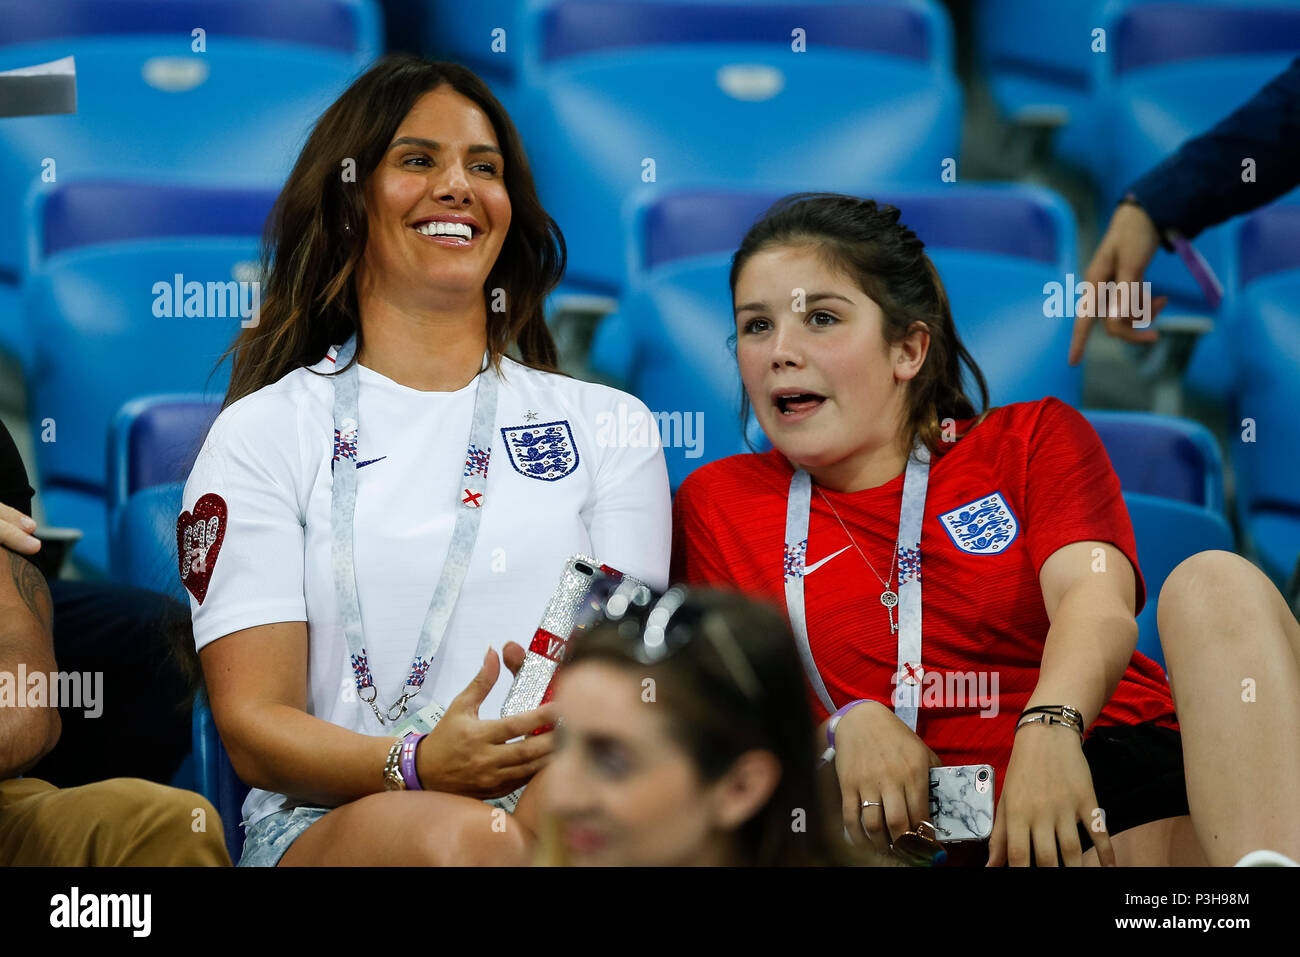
[1127,55,1300,244]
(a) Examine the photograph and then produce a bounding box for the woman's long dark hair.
[220,54,565,407]
[729,193,991,456]
[563,587,871,866]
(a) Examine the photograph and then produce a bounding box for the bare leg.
[1153,550,1300,865]
[279,789,534,866]
[1082,815,1208,866]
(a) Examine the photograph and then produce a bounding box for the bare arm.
[0,548,61,778]
[1029,539,1140,727]
[200,621,395,806]
[987,540,1135,867]
[201,623,557,806]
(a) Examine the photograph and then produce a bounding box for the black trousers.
[25,580,195,788]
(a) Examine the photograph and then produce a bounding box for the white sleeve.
[582,390,672,592]
[179,393,311,651]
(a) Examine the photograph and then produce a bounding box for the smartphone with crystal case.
[929,764,995,841]
[499,555,649,723]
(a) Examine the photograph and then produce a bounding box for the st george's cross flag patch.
[937,491,1019,556]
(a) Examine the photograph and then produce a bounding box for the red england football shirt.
[671,398,1178,804]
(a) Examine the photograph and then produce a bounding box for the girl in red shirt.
[672,193,1300,867]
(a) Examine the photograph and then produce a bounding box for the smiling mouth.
[775,393,826,415]
[410,222,479,246]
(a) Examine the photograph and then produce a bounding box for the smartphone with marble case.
[928,764,995,841]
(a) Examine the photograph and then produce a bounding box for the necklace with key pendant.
[816,488,900,634]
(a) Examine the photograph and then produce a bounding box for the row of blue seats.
[0,0,959,366]
[13,180,1078,573]
[586,186,1299,592]
[0,0,381,364]
[975,0,1300,402]
[6,0,1297,405]
[13,179,1300,587]
[424,0,1300,404]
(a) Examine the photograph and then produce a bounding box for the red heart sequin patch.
[177,493,227,605]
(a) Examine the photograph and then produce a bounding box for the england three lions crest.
[938,491,1019,555]
[501,420,579,481]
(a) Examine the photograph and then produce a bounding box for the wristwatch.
[382,740,405,791]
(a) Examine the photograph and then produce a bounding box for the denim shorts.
[236,805,331,867]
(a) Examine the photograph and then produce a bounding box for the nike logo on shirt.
[356,456,387,469]
[804,544,851,575]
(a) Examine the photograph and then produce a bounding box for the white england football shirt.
[180,349,671,827]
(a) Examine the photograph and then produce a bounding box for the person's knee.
[1158,550,1267,642]
[423,804,531,866]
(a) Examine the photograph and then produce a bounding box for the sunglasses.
[890,821,948,867]
[580,580,764,702]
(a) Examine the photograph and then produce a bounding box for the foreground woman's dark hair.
[564,586,870,866]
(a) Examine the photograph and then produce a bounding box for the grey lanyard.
[783,441,930,730]
[329,335,499,727]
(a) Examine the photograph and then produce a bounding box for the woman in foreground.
[539,583,889,866]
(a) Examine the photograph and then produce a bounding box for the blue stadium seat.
[116,483,188,599]
[1224,205,1300,587]
[0,0,380,365]
[114,479,248,840]
[420,0,524,85]
[1084,410,1226,514]
[421,0,854,116]
[1124,491,1236,672]
[513,0,961,297]
[109,393,246,862]
[1085,408,1236,671]
[414,0,530,122]
[22,181,272,573]
[595,184,1081,488]
[193,692,250,865]
[976,0,1112,139]
[108,395,221,589]
[1094,1,1300,401]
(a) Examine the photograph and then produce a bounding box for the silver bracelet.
[1015,712,1083,739]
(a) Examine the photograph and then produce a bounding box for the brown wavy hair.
[729,193,991,456]
[219,55,565,407]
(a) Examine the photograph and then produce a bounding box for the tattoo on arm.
[7,549,52,630]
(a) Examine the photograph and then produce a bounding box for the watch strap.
[383,739,405,791]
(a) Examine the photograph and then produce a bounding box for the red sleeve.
[1023,399,1147,613]
[670,469,737,588]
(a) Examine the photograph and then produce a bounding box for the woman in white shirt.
[180,55,671,866]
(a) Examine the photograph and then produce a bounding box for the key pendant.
[881,589,899,634]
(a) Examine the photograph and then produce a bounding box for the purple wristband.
[1170,233,1224,309]
[1123,193,1223,308]
[399,732,426,791]
[827,700,871,749]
